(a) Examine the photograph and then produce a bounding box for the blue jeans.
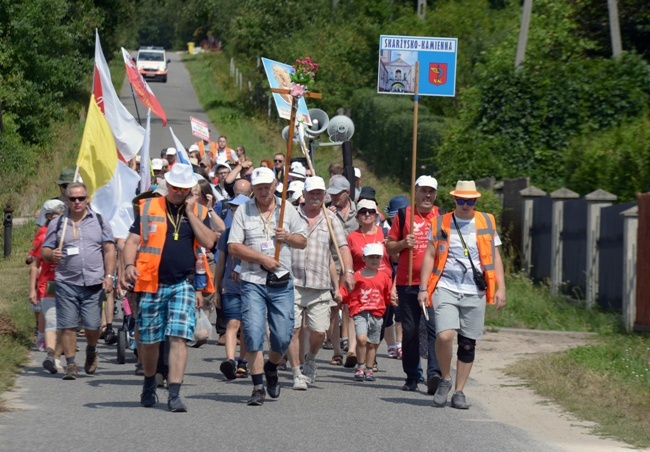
[397,285,440,382]
[240,280,295,355]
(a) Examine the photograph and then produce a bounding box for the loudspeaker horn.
[327,115,355,142]
[282,125,300,142]
[304,109,329,138]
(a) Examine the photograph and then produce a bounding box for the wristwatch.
[345,270,354,274]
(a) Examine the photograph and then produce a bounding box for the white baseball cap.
[304,176,326,192]
[188,144,200,153]
[151,158,164,171]
[363,243,384,256]
[415,175,438,190]
[357,199,378,212]
[251,167,276,185]
[166,147,177,156]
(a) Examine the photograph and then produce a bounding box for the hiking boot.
[354,368,365,381]
[451,391,469,409]
[54,358,64,372]
[427,374,441,395]
[364,369,376,382]
[292,375,309,390]
[104,329,118,345]
[168,396,187,412]
[43,356,58,374]
[84,350,98,374]
[302,359,317,384]
[140,382,158,408]
[62,363,77,380]
[401,379,418,391]
[247,387,266,406]
[220,359,237,380]
[433,379,452,407]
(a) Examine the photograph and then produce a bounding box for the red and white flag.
[121,48,167,126]
[93,31,145,161]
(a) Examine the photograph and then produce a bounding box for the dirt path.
[469,328,632,451]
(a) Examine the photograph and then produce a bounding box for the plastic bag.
[193,309,212,341]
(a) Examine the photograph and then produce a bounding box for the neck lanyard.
[361,226,379,244]
[452,214,470,257]
[166,200,185,241]
[256,200,275,239]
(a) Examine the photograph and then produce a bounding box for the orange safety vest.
[195,141,233,161]
[426,212,498,305]
[134,196,215,294]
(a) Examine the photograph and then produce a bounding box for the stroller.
[117,294,137,364]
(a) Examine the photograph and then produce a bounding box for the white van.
[136,46,169,83]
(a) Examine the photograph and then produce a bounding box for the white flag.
[169,127,191,165]
[140,110,152,193]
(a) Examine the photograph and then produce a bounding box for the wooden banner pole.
[408,61,420,285]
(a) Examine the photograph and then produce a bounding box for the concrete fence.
[496,179,648,333]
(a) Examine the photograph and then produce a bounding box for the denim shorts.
[55,282,104,330]
[222,292,243,322]
[240,279,294,355]
[137,280,196,344]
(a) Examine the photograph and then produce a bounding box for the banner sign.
[261,57,312,125]
[377,35,458,97]
[190,116,210,142]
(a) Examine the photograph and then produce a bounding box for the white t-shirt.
[430,216,501,295]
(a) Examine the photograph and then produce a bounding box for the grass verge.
[507,334,650,448]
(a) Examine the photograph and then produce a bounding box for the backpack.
[396,205,445,239]
[55,211,104,247]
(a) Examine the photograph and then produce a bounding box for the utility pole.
[607,0,623,60]
[417,0,426,20]
[515,0,533,70]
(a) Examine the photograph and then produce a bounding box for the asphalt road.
[1,53,562,452]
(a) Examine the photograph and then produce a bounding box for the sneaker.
[364,369,376,381]
[451,391,469,409]
[433,379,452,407]
[401,379,418,391]
[84,350,98,374]
[155,372,166,388]
[62,363,77,380]
[292,375,309,390]
[396,346,402,360]
[220,360,237,380]
[302,359,317,384]
[427,374,441,395]
[264,363,281,399]
[372,360,378,372]
[354,368,365,381]
[54,358,64,372]
[104,329,118,345]
[43,356,58,374]
[140,383,158,408]
[235,363,249,378]
[36,339,46,352]
[134,363,144,376]
[168,396,187,412]
[247,387,266,406]
[387,348,398,359]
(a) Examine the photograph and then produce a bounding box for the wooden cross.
[270,88,321,261]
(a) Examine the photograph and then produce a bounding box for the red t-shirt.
[31,226,56,300]
[388,206,441,286]
[346,228,393,279]
[340,270,392,317]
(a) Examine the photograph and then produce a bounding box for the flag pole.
[408,61,420,286]
[129,84,142,126]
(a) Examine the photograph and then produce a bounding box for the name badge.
[67,247,80,256]
[233,264,241,273]
[261,240,274,253]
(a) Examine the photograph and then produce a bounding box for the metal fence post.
[4,202,14,257]
[520,186,546,274]
[621,205,638,332]
[550,188,579,294]
[585,189,617,307]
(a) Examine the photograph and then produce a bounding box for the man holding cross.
[228,167,307,406]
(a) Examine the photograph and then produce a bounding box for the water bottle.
[194,249,207,290]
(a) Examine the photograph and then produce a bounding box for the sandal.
[322,340,334,350]
[344,353,357,368]
[340,338,349,352]
[330,354,343,366]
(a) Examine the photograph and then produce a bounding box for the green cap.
[56,169,75,185]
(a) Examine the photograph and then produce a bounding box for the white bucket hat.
[164,163,197,188]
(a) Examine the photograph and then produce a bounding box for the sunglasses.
[168,185,191,194]
[358,209,376,216]
[68,196,87,202]
[455,198,477,206]
[274,159,284,163]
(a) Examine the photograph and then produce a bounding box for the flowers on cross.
[289,56,318,98]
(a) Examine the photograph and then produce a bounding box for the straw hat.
[449,180,481,199]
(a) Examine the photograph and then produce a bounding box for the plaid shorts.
[137,280,196,344]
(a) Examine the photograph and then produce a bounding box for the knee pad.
[457,334,476,363]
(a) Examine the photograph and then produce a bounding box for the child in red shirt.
[340,243,393,382]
